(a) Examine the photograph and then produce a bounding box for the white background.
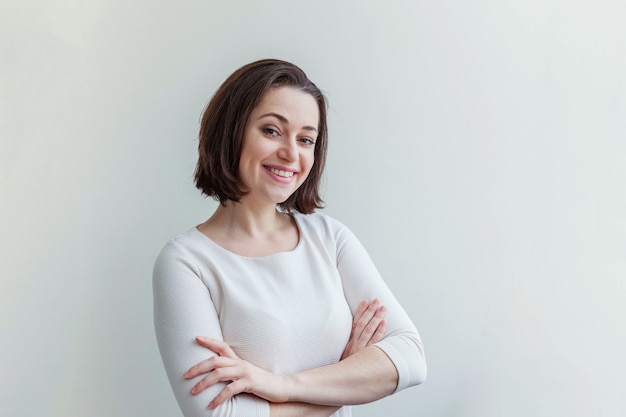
[1,0,625,416]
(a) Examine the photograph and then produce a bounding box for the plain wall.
[1,0,625,416]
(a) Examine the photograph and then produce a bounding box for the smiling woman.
[152,59,426,417]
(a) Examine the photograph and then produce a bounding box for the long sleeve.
[153,239,270,417]
[329,216,427,391]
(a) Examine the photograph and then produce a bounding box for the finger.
[369,319,388,345]
[190,365,242,395]
[353,298,380,338]
[352,299,369,330]
[184,356,234,380]
[196,337,239,359]
[209,380,247,409]
[358,305,386,343]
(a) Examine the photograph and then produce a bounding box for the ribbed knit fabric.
[153,213,426,417]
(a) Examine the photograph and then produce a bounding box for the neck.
[209,200,285,238]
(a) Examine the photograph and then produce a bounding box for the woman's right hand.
[341,298,387,360]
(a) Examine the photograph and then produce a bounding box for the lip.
[263,165,298,183]
[264,164,297,173]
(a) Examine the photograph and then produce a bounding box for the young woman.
[153,59,426,417]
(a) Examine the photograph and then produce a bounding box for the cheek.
[307,148,316,166]
[301,154,315,179]
[301,152,314,170]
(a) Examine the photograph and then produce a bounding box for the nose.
[277,137,298,162]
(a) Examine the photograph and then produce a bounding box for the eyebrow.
[258,112,318,133]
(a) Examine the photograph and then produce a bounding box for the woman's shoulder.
[292,211,353,240]
[162,226,202,247]
[154,227,209,264]
[293,211,338,228]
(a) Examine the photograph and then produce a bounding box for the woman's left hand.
[184,336,290,409]
[341,298,387,360]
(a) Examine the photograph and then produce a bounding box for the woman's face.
[238,86,319,207]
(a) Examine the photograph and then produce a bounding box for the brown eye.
[262,127,279,137]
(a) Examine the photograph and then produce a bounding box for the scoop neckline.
[192,213,304,260]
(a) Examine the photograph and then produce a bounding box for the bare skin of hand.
[185,298,387,409]
[184,337,290,409]
[341,298,387,360]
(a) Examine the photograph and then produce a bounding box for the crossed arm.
[185,299,393,417]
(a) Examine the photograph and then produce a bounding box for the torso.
[189,213,354,376]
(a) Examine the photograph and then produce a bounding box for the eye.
[261,127,279,137]
[299,137,316,146]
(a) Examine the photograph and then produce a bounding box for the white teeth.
[267,167,294,178]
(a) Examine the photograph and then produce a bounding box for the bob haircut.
[194,59,328,214]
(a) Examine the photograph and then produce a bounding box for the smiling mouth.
[265,166,295,178]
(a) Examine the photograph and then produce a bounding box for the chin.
[269,190,298,205]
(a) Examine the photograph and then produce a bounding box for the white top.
[153,212,426,417]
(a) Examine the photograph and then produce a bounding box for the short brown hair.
[194,59,328,214]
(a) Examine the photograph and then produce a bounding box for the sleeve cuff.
[374,335,427,392]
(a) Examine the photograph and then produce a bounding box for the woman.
[153,59,426,417]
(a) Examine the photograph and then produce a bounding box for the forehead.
[252,87,319,126]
